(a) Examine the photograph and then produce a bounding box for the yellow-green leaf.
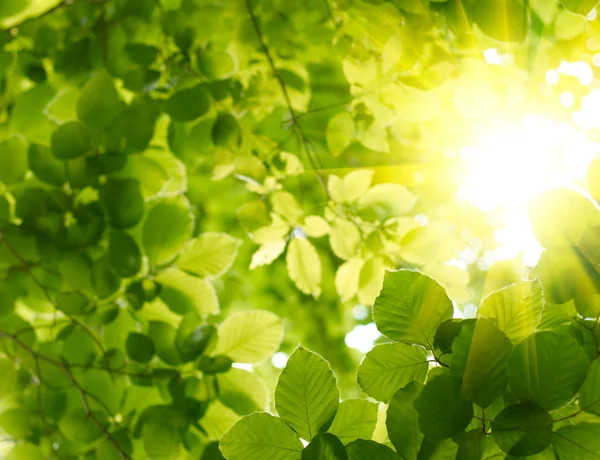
[286,238,322,297]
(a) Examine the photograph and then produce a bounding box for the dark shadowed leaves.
[302,433,348,460]
[414,374,474,441]
[100,179,145,230]
[492,402,552,456]
[508,331,590,410]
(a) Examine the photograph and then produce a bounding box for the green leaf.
[528,188,600,248]
[59,408,104,444]
[0,136,27,185]
[345,439,399,460]
[220,412,303,460]
[386,382,423,460]
[156,268,219,316]
[176,316,217,361]
[62,326,98,364]
[196,355,233,374]
[165,85,211,122]
[580,358,600,416]
[100,179,145,230]
[56,291,89,315]
[326,112,354,157]
[335,258,365,301]
[178,232,241,279]
[327,170,374,204]
[553,422,600,459]
[77,69,124,136]
[587,158,600,203]
[142,420,180,460]
[0,408,33,438]
[329,218,361,261]
[272,191,304,225]
[143,196,194,266]
[275,347,339,441]
[357,342,428,402]
[327,399,378,444]
[212,112,242,149]
[217,368,269,415]
[455,429,501,460]
[472,0,528,42]
[91,256,121,299]
[532,245,599,305]
[477,281,544,344]
[450,318,513,408]
[96,430,133,460]
[5,443,44,460]
[303,215,330,238]
[302,433,348,460]
[108,231,141,277]
[507,331,590,410]
[561,0,599,15]
[433,319,474,355]
[414,374,474,441]
[214,310,283,363]
[373,270,453,348]
[491,402,552,457]
[51,121,90,159]
[148,321,182,365]
[357,184,417,221]
[250,239,287,269]
[126,332,155,363]
[197,51,235,80]
[106,96,160,153]
[286,238,322,298]
[0,0,61,28]
[28,143,65,186]
[357,256,385,306]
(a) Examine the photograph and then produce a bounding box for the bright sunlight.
[457,71,599,266]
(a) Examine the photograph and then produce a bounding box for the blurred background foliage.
[0,0,599,458]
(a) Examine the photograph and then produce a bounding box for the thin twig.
[552,409,582,423]
[0,331,131,460]
[244,0,328,191]
[0,232,105,353]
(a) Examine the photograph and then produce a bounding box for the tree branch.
[0,331,131,460]
[244,0,328,191]
[0,232,105,354]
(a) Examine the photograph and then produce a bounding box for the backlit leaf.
[286,238,322,297]
[386,382,423,460]
[214,310,283,363]
[327,399,378,444]
[450,318,513,408]
[373,270,453,348]
[275,347,339,441]
[477,281,544,343]
[357,343,428,402]
[143,196,194,266]
[507,331,590,410]
[178,233,241,279]
[0,136,27,185]
[220,412,303,460]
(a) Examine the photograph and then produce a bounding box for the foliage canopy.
[1,0,600,459]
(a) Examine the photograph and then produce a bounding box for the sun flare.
[458,113,598,265]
